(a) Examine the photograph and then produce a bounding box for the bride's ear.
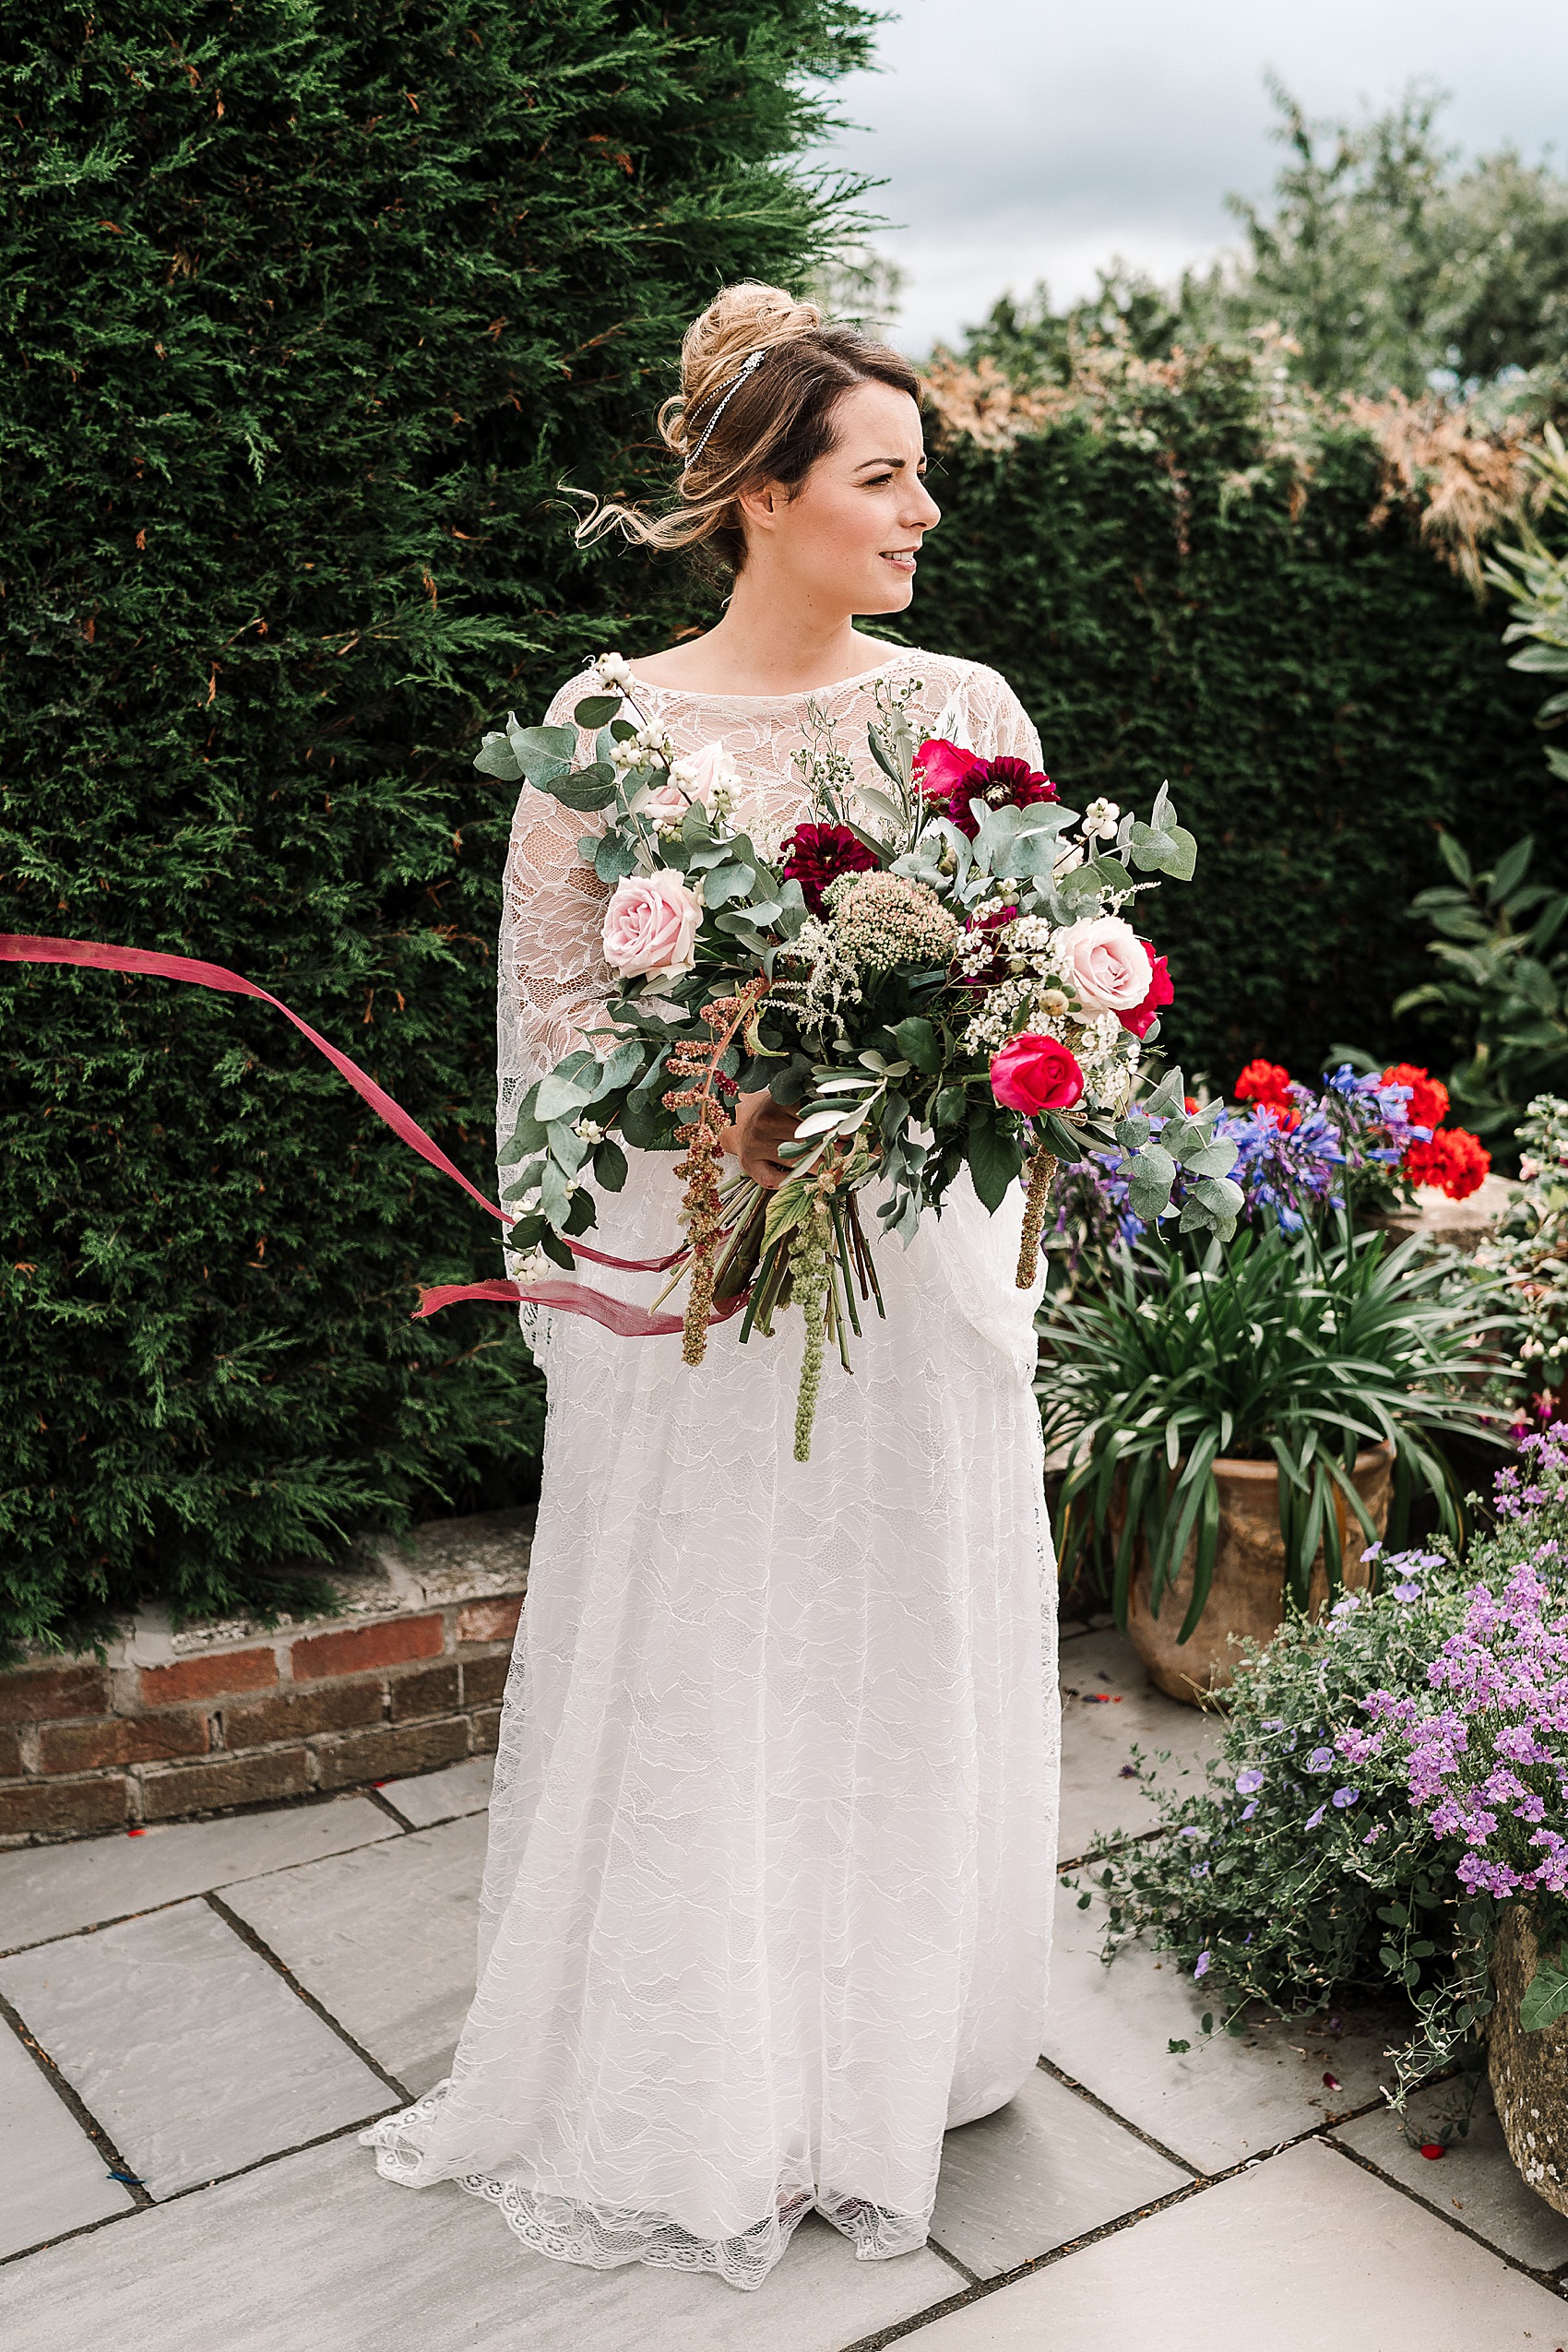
[736,478,787,538]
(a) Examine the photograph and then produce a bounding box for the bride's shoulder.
[901,648,1025,707]
[541,665,605,727]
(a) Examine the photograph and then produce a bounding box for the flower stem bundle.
[1016,1148,1058,1289]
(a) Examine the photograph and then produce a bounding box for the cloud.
[812,0,1568,351]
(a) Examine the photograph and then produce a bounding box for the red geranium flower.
[1118,944,1173,1040]
[780,822,877,916]
[1234,1059,1296,1123]
[916,741,1058,841]
[1382,1062,1449,1134]
[1403,1126,1491,1201]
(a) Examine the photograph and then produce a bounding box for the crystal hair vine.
[681,348,766,474]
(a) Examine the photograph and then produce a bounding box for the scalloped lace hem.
[360,2087,930,2293]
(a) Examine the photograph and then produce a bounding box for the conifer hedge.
[915,348,1562,1086]
[0,0,871,1648]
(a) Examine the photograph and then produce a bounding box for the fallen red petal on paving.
[1420,2144,1445,2159]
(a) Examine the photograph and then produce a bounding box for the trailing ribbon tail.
[413,1277,749,1336]
[0,931,512,1228]
[0,932,720,1326]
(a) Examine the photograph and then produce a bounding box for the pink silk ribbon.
[0,932,719,1329]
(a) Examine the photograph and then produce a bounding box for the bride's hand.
[718,1087,799,1190]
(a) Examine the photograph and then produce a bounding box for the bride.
[364,282,1061,2292]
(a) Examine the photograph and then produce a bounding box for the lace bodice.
[495,647,1045,1106]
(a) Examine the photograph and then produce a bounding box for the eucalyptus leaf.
[539,1160,572,1225]
[573,693,621,728]
[534,1071,594,1123]
[505,720,577,786]
[546,1119,590,1175]
[474,730,523,782]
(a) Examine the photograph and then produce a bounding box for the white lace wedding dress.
[362,647,1061,2291]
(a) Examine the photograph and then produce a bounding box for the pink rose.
[991,1033,1085,1113]
[601,870,704,982]
[1056,915,1154,1014]
[639,738,739,818]
[1118,943,1173,1040]
[913,736,980,799]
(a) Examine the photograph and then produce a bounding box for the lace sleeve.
[495,672,614,1128]
[965,664,1046,770]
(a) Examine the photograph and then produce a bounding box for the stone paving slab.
[909,2136,1568,2348]
[0,2132,965,2352]
[1057,1627,1223,1863]
[930,2061,1191,2277]
[377,1752,494,1830]
[1041,1883,1400,2173]
[0,1900,392,2199]
[0,1795,396,1952]
[1336,2075,1568,2273]
[220,1813,488,2096]
[0,2020,134,2259]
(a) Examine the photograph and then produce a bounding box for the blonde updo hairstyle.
[577,281,921,575]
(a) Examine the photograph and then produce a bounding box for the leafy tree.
[0,0,872,1650]
[957,81,1568,401]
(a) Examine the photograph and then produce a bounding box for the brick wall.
[0,1521,529,1844]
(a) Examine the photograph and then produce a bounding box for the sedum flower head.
[823,869,960,974]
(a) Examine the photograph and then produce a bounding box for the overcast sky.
[813,0,1568,353]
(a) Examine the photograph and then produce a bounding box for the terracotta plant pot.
[1125,1442,1395,1705]
[1489,1903,1568,2216]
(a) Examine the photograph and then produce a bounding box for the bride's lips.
[880,549,918,572]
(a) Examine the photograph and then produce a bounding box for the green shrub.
[916,339,1560,1087]
[0,0,871,1649]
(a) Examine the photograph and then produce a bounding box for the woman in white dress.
[364,282,1060,2292]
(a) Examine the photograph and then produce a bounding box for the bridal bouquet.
[477,657,1242,1455]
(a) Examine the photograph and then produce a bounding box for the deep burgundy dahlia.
[937,755,1058,840]
[780,822,878,916]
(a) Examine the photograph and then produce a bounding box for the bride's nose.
[904,477,941,531]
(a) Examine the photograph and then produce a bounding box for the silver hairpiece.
[682,348,766,473]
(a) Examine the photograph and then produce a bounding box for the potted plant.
[1042,1218,1507,1700]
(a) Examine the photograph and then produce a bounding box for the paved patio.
[5,1621,1568,2350]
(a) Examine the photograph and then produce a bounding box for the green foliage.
[1043,1222,1509,1642]
[1084,1561,1494,2086]
[1490,422,1568,782]
[0,0,872,1648]
[1474,1095,1568,1393]
[1394,832,1568,1140]
[916,337,1557,1087]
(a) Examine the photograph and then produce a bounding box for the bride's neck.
[628,569,887,696]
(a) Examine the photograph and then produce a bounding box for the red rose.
[780,821,877,916]
[1403,1127,1491,1201]
[1118,944,1173,1040]
[990,1032,1085,1114]
[913,737,976,796]
[1382,1062,1449,1134]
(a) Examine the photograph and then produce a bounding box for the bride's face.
[739,380,941,615]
